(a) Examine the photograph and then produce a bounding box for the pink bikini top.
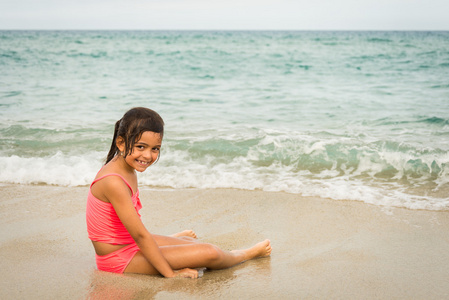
[86,173,142,245]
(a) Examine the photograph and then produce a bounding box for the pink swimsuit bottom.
[96,243,140,273]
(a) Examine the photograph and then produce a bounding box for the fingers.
[175,268,200,279]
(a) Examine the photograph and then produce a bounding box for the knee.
[202,244,223,263]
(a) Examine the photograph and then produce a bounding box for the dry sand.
[1,184,448,299]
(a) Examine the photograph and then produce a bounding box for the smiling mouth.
[136,160,151,167]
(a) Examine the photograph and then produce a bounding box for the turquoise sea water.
[1,30,449,210]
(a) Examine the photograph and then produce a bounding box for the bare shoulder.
[91,175,132,203]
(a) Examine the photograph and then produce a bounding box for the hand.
[173,268,200,279]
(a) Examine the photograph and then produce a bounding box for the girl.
[86,107,272,278]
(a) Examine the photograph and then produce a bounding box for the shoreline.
[1,183,449,299]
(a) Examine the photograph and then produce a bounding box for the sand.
[1,184,448,299]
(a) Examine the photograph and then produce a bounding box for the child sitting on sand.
[86,107,271,278]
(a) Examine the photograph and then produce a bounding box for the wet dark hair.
[105,107,164,164]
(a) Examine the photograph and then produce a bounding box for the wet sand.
[1,184,449,299]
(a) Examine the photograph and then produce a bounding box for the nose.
[142,149,153,161]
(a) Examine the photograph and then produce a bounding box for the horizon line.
[1,28,448,32]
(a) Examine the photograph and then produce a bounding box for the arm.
[102,177,195,278]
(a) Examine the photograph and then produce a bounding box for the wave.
[367,116,449,127]
[367,38,393,43]
[0,152,103,186]
[0,125,109,157]
[166,132,449,181]
[1,132,448,210]
[419,117,449,126]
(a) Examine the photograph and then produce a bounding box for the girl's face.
[118,131,162,172]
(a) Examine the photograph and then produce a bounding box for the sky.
[1,0,448,30]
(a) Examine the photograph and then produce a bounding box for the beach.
[1,184,448,299]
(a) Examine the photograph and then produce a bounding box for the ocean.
[1,30,448,210]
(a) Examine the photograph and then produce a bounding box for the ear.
[116,136,125,153]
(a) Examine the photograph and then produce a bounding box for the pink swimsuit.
[86,173,142,273]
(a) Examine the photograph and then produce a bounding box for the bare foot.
[232,239,272,261]
[171,230,197,239]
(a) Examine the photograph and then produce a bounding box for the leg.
[148,230,199,247]
[152,234,199,247]
[124,239,271,275]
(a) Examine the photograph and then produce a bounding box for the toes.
[187,230,197,239]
